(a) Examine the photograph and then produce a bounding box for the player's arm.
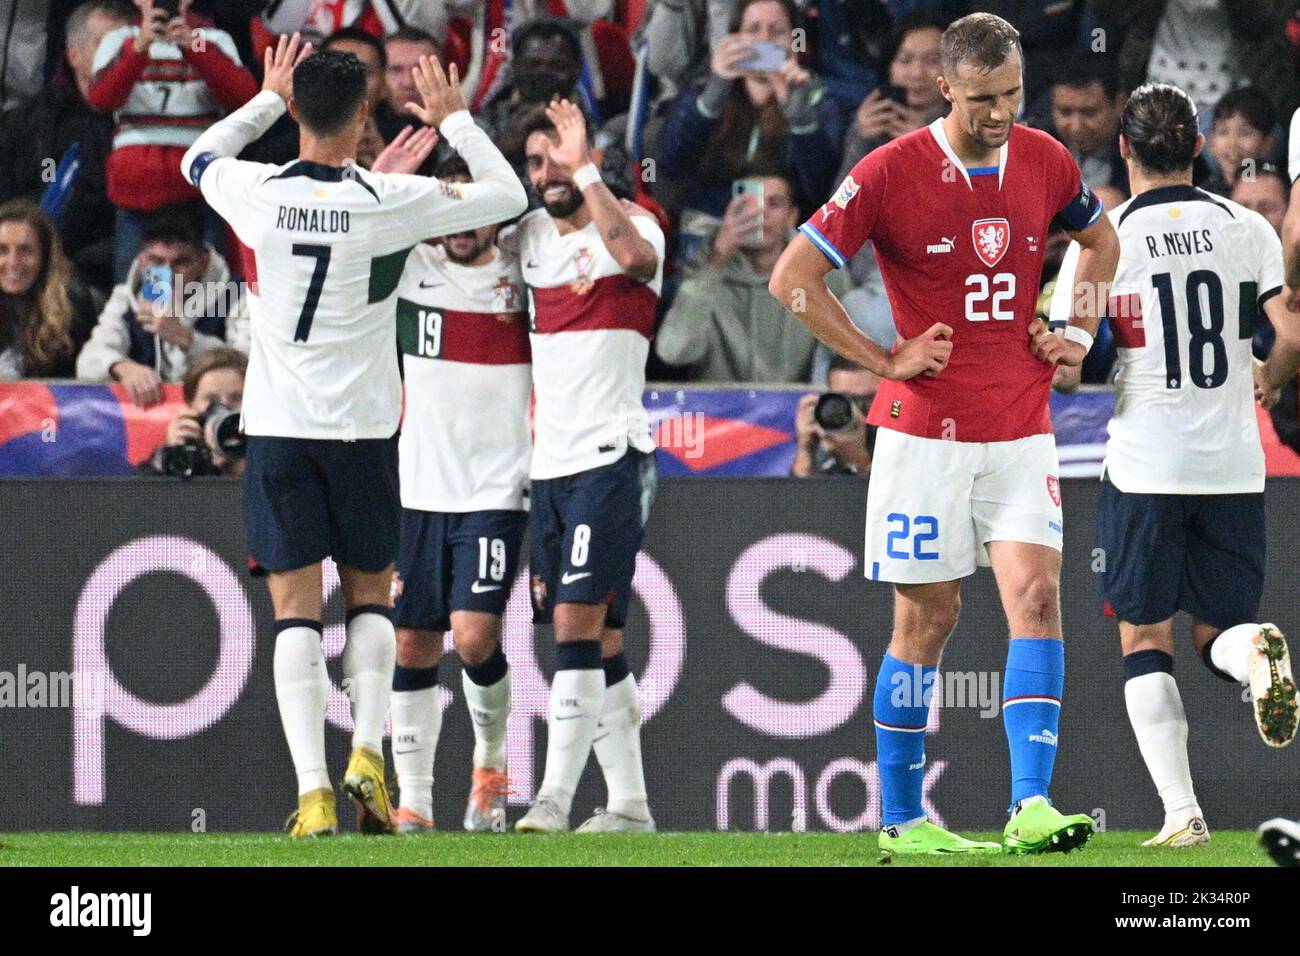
[179,33,310,194]
[1258,294,1300,406]
[546,98,658,280]
[769,233,951,380]
[1030,209,1120,368]
[1283,185,1300,310]
[399,56,527,237]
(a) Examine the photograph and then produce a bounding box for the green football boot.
[878,821,1002,859]
[1003,795,1094,854]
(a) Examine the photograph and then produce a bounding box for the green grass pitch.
[0,831,1275,866]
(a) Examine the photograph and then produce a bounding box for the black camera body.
[162,401,246,478]
[814,392,858,432]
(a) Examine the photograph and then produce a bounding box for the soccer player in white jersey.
[180,36,526,837]
[1051,83,1300,847]
[387,154,530,834]
[510,99,664,834]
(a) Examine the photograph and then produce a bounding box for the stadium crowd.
[4,0,1300,462]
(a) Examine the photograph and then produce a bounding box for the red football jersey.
[801,119,1101,442]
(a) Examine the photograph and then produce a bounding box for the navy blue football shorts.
[1096,475,1265,629]
[392,508,528,631]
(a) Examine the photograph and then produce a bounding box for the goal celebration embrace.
[6,0,1300,878]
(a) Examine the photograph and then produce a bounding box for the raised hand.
[543,97,591,172]
[886,322,953,380]
[262,32,312,102]
[133,0,168,53]
[370,125,439,174]
[710,34,754,81]
[406,56,466,129]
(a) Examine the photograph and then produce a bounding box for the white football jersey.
[1051,185,1282,494]
[1289,106,1300,184]
[516,207,664,480]
[395,241,531,512]
[184,92,526,439]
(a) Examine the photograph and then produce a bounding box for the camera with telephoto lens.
[162,401,246,478]
[814,392,862,432]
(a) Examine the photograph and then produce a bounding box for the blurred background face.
[1051,81,1121,156]
[525,130,585,218]
[828,365,881,399]
[384,38,438,113]
[0,220,43,296]
[328,39,385,110]
[1232,175,1288,235]
[738,0,792,49]
[67,8,128,99]
[944,48,1022,152]
[890,27,943,114]
[439,175,497,263]
[1210,113,1271,185]
[191,368,243,415]
[513,35,581,103]
[138,240,207,290]
[740,176,799,252]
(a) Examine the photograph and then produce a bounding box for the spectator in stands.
[0,0,51,111]
[140,345,247,477]
[0,201,99,380]
[836,11,948,187]
[1232,159,1288,235]
[979,0,1096,111]
[378,27,442,141]
[0,0,132,293]
[77,204,248,407]
[1040,54,1128,195]
[656,0,839,262]
[1205,87,1279,195]
[1090,0,1298,121]
[321,27,390,166]
[259,0,448,48]
[655,169,845,382]
[791,354,880,478]
[87,0,257,281]
[482,18,593,148]
[638,0,738,99]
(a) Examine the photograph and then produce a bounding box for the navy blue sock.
[393,664,439,691]
[873,652,935,826]
[556,639,602,671]
[464,642,508,687]
[1003,637,1064,809]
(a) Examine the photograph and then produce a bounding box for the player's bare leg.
[452,610,512,832]
[337,563,398,833]
[1195,619,1298,748]
[987,541,1092,853]
[517,601,607,833]
[267,563,337,836]
[1117,618,1208,846]
[576,627,654,832]
[877,581,997,855]
[391,626,443,833]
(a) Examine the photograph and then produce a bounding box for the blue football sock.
[1002,637,1065,809]
[873,652,935,826]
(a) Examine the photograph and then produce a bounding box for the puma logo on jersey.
[926,236,956,254]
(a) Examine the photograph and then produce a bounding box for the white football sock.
[273,625,331,796]
[1210,622,1259,684]
[593,673,650,818]
[392,685,441,820]
[343,611,396,755]
[536,668,604,816]
[1125,671,1201,824]
[462,668,510,771]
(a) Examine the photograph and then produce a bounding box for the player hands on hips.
[511,97,666,833]
[180,35,527,836]
[771,13,1121,856]
[1049,83,1300,848]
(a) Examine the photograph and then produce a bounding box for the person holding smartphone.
[657,0,839,260]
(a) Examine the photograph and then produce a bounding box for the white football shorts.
[864,429,1063,584]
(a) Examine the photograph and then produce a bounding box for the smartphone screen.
[736,41,788,73]
[880,84,909,106]
[733,178,765,244]
[140,264,174,310]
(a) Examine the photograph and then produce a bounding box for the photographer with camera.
[141,346,247,478]
[791,354,880,478]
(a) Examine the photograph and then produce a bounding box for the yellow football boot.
[342,746,396,834]
[285,787,338,838]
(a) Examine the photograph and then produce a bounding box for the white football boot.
[1142,815,1210,847]
[575,807,657,833]
[514,796,569,833]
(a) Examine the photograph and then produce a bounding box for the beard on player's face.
[444,231,491,264]
[537,178,586,218]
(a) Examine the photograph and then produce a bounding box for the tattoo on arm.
[606,225,624,241]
